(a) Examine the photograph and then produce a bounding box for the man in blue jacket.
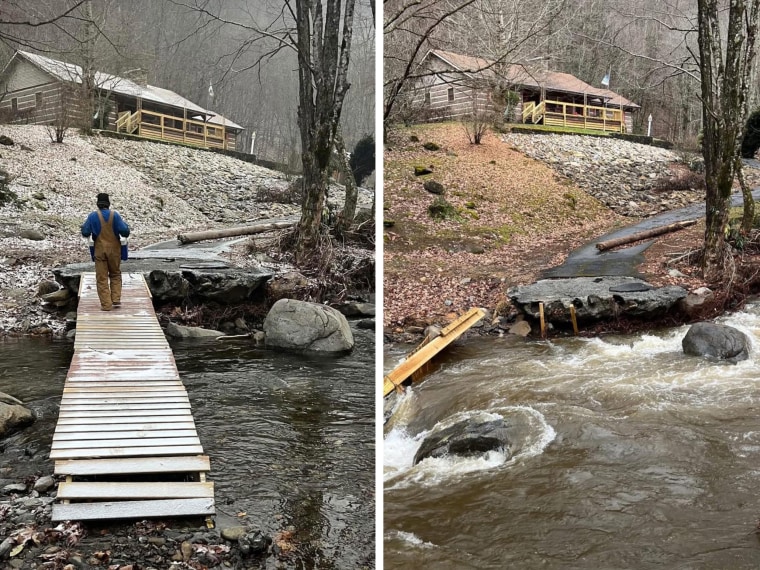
[81,193,130,311]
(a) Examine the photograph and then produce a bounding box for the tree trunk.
[595,220,698,251]
[177,221,296,244]
[736,155,756,232]
[697,0,760,282]
[294,0,356,265]
[335,125,358,233]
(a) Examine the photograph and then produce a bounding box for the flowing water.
[384,305,760,569]
[0,325,375,569]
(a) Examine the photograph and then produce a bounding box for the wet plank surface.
[51,272,214,521]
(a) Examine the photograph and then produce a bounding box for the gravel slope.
[0,125,372,335]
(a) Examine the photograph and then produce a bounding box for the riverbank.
[383,123,759,341]
[0,125,374,336]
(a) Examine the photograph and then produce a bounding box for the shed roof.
[426,49,640,109]
[9,51,244,129]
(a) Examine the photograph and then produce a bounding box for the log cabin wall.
[0,82,65,125]
[415,72,493,121]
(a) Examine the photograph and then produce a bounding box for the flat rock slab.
[509,276,687,324]
[54,259,273,305]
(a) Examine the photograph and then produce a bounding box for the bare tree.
[698,0,760,280]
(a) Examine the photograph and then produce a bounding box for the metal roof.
[427,49,640,109]
[13,51,244,129]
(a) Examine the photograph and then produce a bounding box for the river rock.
[165,322,223,339]
[509,277,687,325]
[238,530,271,556]
[414,418,512,465]
[357,318,375,330]
[508,320,532,337]
[264,299,354,353]
[682,322,750,363]
[33,475,55,493]
[265,271,310,300]
[337,302,375,318]
[678,287,714,317]
[221,526,247,541]
[36,280,60,297]
[3,483,27,494]
[0,400,34,438]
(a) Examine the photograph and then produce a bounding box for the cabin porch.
[115,108,235,150]
[521,99,625,133]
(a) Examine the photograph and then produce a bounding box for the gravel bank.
[501,133,704,216]
[0,125,372,336]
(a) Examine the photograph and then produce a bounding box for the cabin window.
[448,87,455,102]
[35,92,43,108]
[11,98,17,112]
[424,92,431,106]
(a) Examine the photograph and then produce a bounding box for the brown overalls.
[95,209,122,310]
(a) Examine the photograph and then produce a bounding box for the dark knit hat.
[96,193,110,208]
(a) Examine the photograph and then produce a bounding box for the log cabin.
[0,50,244,150]
[414,49,640,133]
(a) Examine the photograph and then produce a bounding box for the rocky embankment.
[501,133,706,217]
[0,126,373,336]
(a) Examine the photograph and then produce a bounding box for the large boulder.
[682,322,750,363]
[264,299,354,353]
[414,418,511,465]
[0,394,35,438]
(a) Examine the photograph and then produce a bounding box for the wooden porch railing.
[115,109,228,149]
[521,99,625,133]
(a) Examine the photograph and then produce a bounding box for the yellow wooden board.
[383,307,485,397]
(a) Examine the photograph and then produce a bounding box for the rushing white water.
[384,305,760,569]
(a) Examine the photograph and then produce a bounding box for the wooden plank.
[56,415,194,426]
[383,307,485,397]
[61,396,190,405]
[55,421,196,432]
[57,481,214,500]
[54,429,199,441]
[55,455,210,475]
[59,402,191,411]
[58,409,193,419]
[64,384,184,391]
[51,498,215,521]
[50,445,204,459]
[52,436,201,449]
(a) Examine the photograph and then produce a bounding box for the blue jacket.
[81,208,130,240]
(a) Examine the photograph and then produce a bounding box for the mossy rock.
[465,201,476,209]
[428,196,457,220]
[423,142,440,151]
[410,135,420,142]
[414,165,433,176]
[423,180,445,195]
[383,219,396,228]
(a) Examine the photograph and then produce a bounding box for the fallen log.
[177,221,296,244]
[595,219,698,252]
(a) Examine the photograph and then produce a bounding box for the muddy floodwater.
[0,324,375,568]
[384,305,760,569]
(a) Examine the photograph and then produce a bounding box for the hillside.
[0,126,372,334]
[383,124,717,330]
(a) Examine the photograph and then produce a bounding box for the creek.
[384,305,760,569]
[0,325,375,568]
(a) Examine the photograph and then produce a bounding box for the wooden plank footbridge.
[50,272,214,522]
[383,307,485,397]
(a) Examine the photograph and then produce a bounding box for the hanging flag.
[208,82,215,99]
[601,67,611,88]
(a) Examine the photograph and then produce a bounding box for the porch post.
[183,107,187,144]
